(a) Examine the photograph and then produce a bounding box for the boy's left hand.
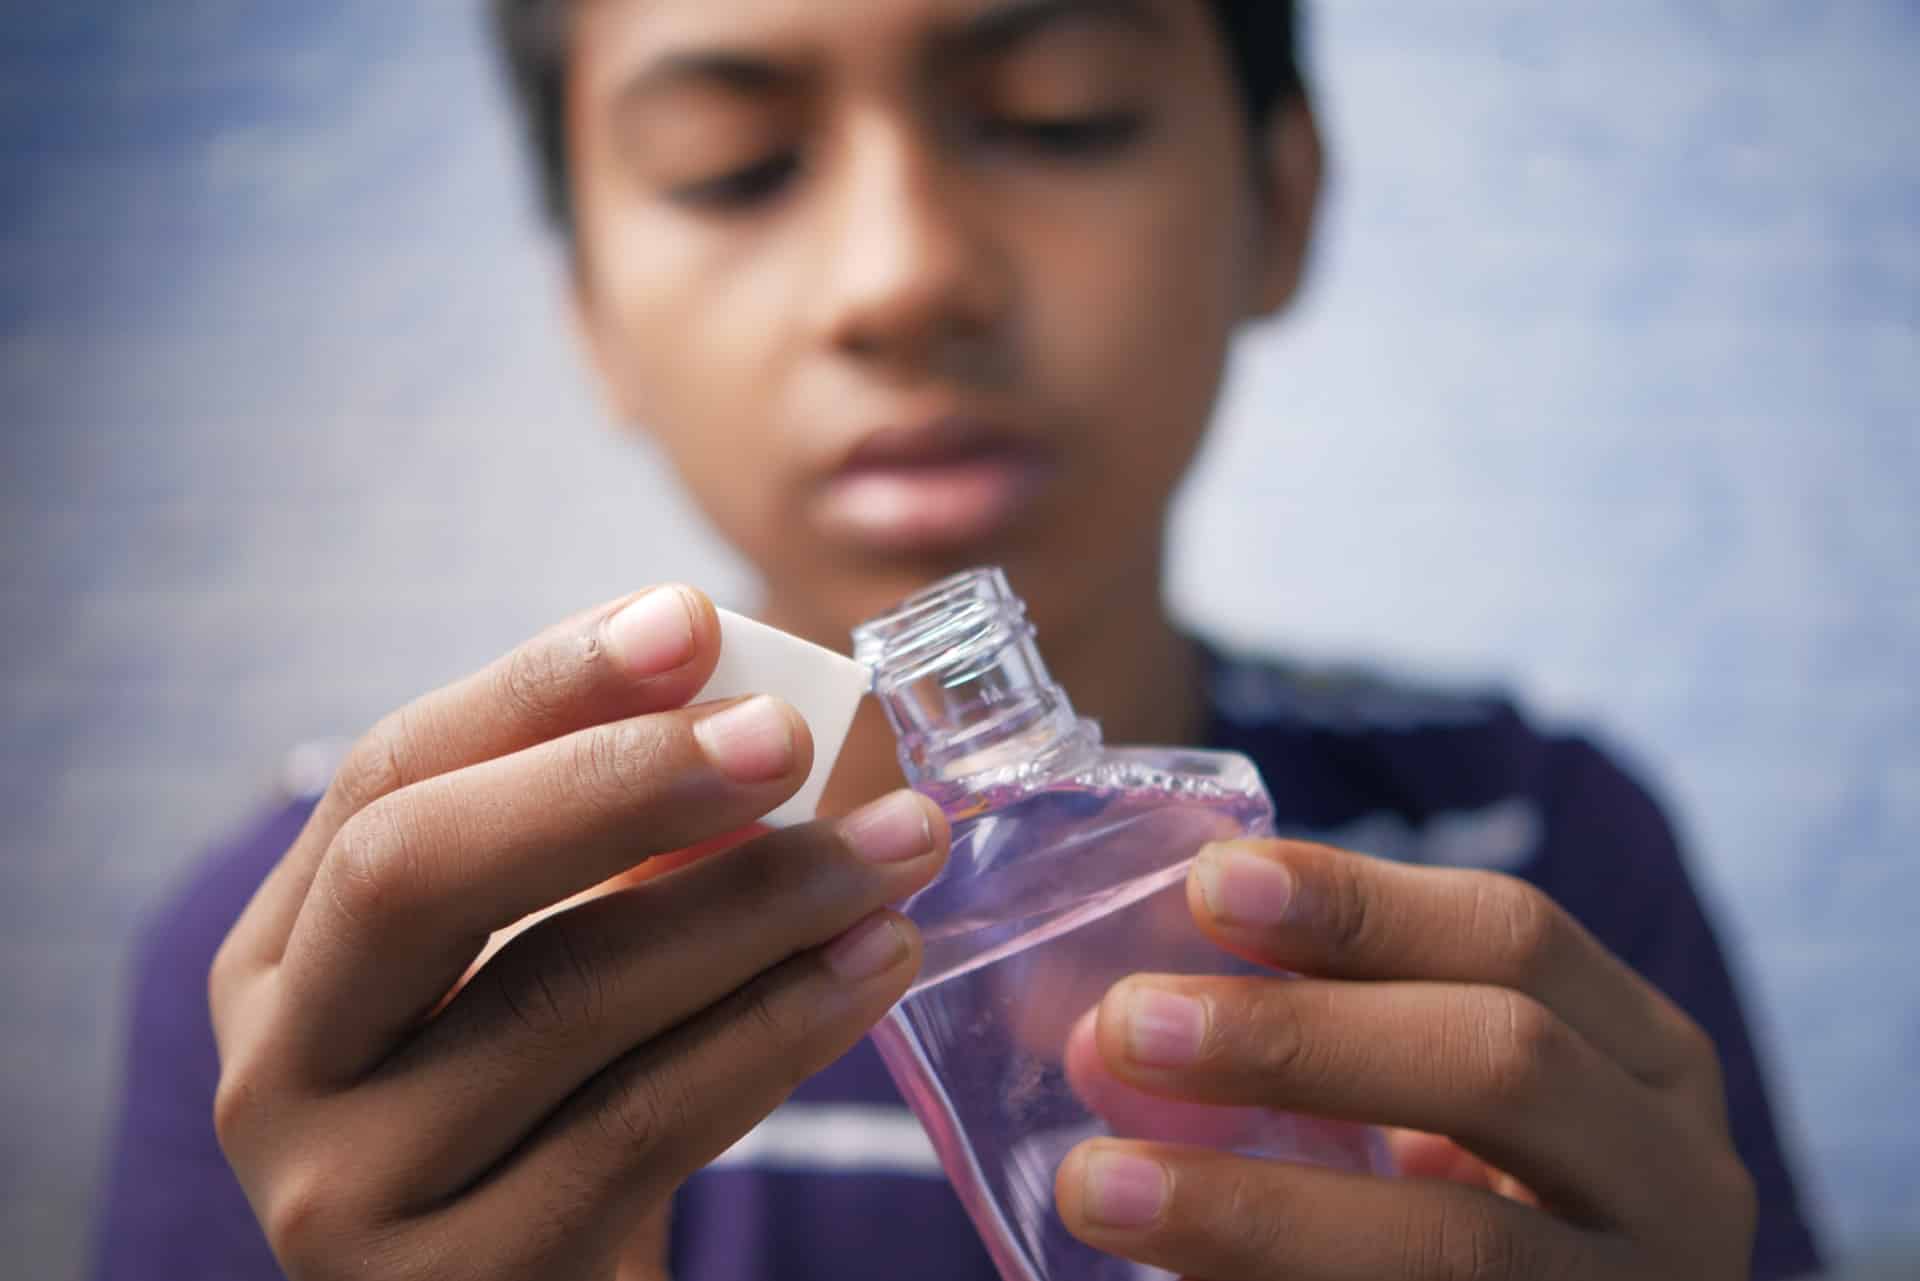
[1054,839,1757,1280]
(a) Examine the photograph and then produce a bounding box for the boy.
[96,2,1820,1277]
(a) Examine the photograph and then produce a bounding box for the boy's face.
[566,0,1318,640]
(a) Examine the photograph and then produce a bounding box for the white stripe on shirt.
[1287,796,1545,872]
[711,1103,943,1176]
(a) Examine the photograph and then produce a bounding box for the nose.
[810,118,1011,374]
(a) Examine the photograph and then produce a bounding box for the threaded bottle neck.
[853,568,1097,793]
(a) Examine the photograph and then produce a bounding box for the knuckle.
[211,1066,259,1156]
[1472,989,1567,1111]
[214,1084,422,1280]
[208,933,246,1012]
[1672,1008,1717,1071]
[261,1162,352,1268]
[1670,1014,1734,1133]
[570,719,666,813]
[1710,1147,1759,1237]
[1667,1006,1724,1090]
[1244,983,1316,1084]
[1317,854,1379,961]
[331,716,412,817]
[548,915,614,1029]
[494,919,613,1047]
[494,963,574,1046]
[499,631,596,726]
[324,800,423,929]
[594,1062,679,1157]
[1473,874,1564,990]
[739,975,813,1069]
[1214,1165,1287,1260]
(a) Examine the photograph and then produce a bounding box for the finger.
[221,586,721,978]
[449,909,924,1273]
[1187,840,1714,1092]
[1091,974,1675,1229]
[273,693,815,1083]
[1054,1140,1623,1281]
[359,792,948,1206]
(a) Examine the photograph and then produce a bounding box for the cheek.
[594,216,787,422]
[583,210,811,543]
[1016,164,1248,494]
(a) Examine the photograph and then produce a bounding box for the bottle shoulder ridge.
[1095,742,1269,805]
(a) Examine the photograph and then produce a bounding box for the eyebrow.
[613,0,1168,110]
[955,0,1171,56]
[616,51,802,110]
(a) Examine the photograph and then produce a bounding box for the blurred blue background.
[2,1,1914,1275]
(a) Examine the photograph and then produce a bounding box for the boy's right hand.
[208,586,948,1281]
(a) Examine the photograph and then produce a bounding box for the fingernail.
[1197,844,1296,928]
[608,588,696,677]
[838,791,935,865]
[825,914,907,981]
[1124,988,1207,1068]
[694,696,796,784]
[1083,1150,1168,1229]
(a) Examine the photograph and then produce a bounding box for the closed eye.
[984,111,1147,156]
[668,151,802,210]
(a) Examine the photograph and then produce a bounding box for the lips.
[813,418,1059,555]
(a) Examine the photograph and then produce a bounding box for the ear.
[568,265,652,430]
[1246,96,1325,320]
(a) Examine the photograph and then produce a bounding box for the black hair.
[491,0,1302,233]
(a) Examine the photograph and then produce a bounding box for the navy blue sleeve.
[1528,738,1821,1280]
[91,801,310,1281]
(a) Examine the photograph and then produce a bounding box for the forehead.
[572,0,1184,82]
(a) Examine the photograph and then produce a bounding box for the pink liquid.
[872,755,1388,1281]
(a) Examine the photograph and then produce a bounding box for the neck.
[760,558,1206,818]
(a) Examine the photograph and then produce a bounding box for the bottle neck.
[853,569,1100,797]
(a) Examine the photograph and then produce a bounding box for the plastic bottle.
[853,568,1388,1281]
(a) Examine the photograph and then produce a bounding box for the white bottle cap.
[692,609,871,827]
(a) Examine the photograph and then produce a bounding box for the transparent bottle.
[854,569,1389,1281]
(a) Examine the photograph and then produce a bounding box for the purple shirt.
[92,649,1821,1279]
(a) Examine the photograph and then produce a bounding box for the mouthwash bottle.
[853,569,1389,1281]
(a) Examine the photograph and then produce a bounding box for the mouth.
[812,418,1059,555]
